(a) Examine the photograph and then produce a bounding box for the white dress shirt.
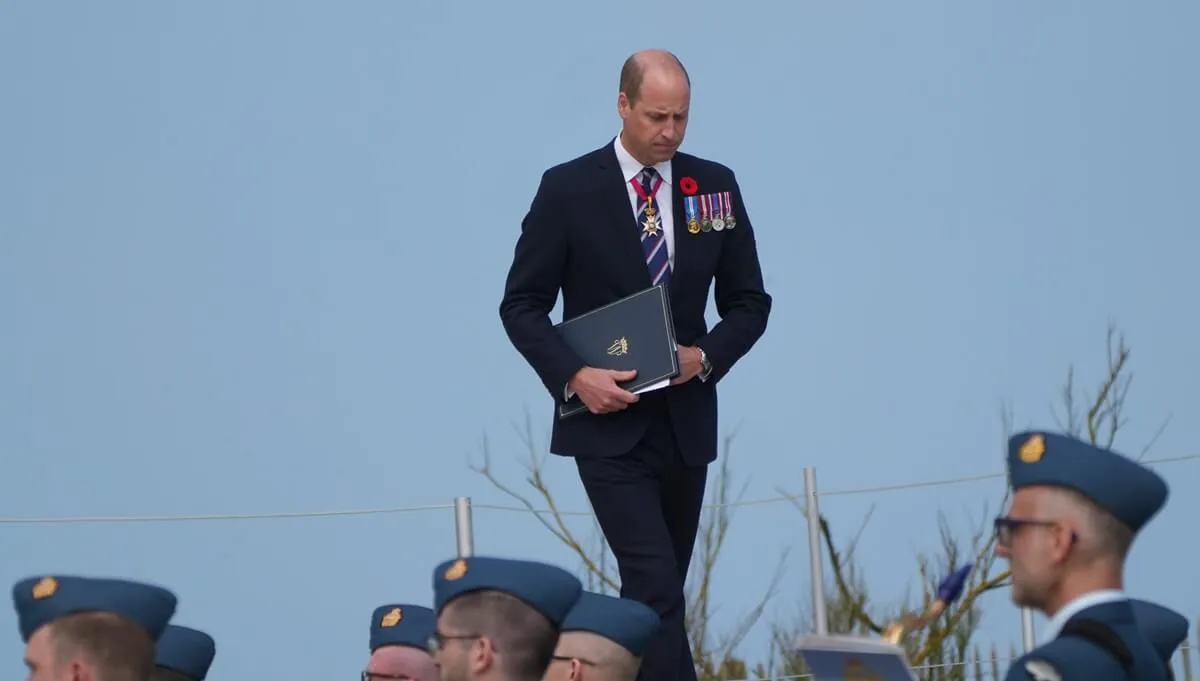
[613,135,675,270]
[1039,589,1126,644]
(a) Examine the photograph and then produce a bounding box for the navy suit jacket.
[499,141,771,465]
[1006,601,1168,681]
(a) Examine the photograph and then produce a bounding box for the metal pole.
[454,496,474,558]
[804,467,828,635]
[1020,607,1036,652]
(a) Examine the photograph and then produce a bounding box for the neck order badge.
[630,169,663,237]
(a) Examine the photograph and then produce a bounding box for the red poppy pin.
[679,176,698,196]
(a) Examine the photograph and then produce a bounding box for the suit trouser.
[575,401,708,681]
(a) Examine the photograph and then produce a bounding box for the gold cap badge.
[32,577,58,600]
[1019,434,1046,463]
[381,607,403,627]
[444,559,468,581]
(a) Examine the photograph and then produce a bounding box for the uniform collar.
[613,135,672,185]
[1040,589,1126,643]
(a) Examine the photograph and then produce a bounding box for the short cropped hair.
[51,612,155,681]
[443,591,560,678]
[1048,487,1135,559]
[557,631,641,680]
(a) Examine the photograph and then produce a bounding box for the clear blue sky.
[2,1,1197,678]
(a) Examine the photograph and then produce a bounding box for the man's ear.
[69,658,91,681]
[468,637,496,674]
[1052,521,1078,565]
[568,658,584,680]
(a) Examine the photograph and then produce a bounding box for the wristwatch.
[698,348,712,380]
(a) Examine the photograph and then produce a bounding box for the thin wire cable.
[0,453,1194,526]
[0,504,455,525]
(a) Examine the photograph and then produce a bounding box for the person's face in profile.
[24,626,80,681]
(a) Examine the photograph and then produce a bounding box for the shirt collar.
[613,135,672,185]
[1040,589,1126,643]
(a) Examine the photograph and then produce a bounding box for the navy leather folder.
[554,284,680,419]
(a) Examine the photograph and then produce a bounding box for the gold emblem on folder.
[843,658,882,681]
[607,337,629,356]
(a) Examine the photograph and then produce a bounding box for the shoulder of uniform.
[1005,638,1129,681]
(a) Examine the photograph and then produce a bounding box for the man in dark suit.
[499,49,771,681]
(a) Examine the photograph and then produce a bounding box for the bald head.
[619,49,690,105]
[616,49,691,165]
[366,645,437,681]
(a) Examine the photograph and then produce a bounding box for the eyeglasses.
[362,672,416,681]
[993,516,1057,545]
[550,655,597,667]
[426,631,485,655]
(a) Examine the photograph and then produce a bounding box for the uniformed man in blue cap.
[995,431,1170,681]
[544,591,661,681]
[364,603,438,681]
[12,574,177,681]
[1130,598,1190,680]
[429,555,582,681]
[152,624,216,681]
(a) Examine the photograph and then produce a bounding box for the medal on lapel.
[711,193,726,232]
[700,194,712,232]
[723,191,736,229]
[685,195,701,234]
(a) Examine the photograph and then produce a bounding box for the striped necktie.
[635,167,671,286]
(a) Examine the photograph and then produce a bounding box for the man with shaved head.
[545,591,660,681]
[364,604,438,681]
[500,49,770,681]
[996,431,1170,681]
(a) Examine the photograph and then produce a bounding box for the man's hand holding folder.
[554,285,681,419]
[568,367,640,415]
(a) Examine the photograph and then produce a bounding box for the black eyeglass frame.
[361,671,416,681]
[426,631,487,655]
[993,515,1063,545]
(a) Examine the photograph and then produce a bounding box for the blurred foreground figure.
[153,624,215,681]
[429,556,581,681]
[1130,599,1189,680]
[365,603,438,681]
[544,591,660,681]
[995,431,1169,681]
[13,575,177,681]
